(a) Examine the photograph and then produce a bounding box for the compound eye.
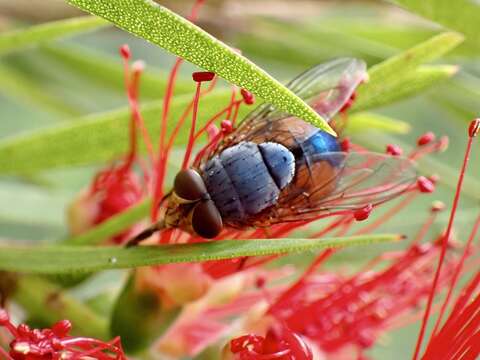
[192,200,223,239]
[174,169,207,201]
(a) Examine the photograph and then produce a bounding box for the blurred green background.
[0,1,479,358]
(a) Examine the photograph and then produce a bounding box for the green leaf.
[0,64,81,117]
[391,0,480,50]
[110,275,179,352]
[0,90,248,175]
[353,64,458,111]
[67,199,150,245]
[0,34,461,176]
[42,44,194,99]
[65,0,334,134]
[352,32,463,112]
[0,16,107,55]
[346,112,411,134]
[13,275,109,339]
[0,234,400,274]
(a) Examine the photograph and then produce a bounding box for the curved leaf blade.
[0,90,242,175]
[0,16,107,55]
[67,199,150,246]
[0,234,400,274]
[353,64,458,111]
[42,44,194,98]
[391,0,480,50]
[346,112,411,134]
[353,32,463,112]
[65,0,333,134]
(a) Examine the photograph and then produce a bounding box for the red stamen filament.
[194,99,242,141]
[182,81,203,169]
[412,206,441,245]
[430,212,480,337]
[412,121,477,360]
[151,0,205,220]
[356,192,417,235]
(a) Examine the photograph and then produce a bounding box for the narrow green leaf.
[391,0,480,50]
[42,44,194,98]
[0,234,400,274]
[0,16,107,55]
[13,275,109,339]
[346,112,411,134]
[353,64,458,111]
[65,0,334,134]
[353,32,463,111]
[0,64,81,116]
[67,199,150,245]
[0,90,249,175]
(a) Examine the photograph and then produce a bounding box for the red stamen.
[165,76,219,164]
[0,309,17,337]
[412,202,444,244]
[152,58,183,220]
[469,118,480,137]
[182,80,203,169]
[226,86,238,120]
[386,144,403,156]
[340,138,351,152]
[152,0,206,218]
[193,99,241,141]
[240,88,255,105]
[354,204,373,221]
[192,71,215,83]
[417,132,435,146]
[355,193,417,235]
[431,212,480,337]
[417,176,435,193]
[409,136,448,161]
[119,44,131,60]
[221,120,233,134]
[412,120,478,360]
[51,320,72,338]
[230,101,242,126]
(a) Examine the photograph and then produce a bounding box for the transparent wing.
[243,57,367,124]
[212,58,367,156]
[252,152,417,225]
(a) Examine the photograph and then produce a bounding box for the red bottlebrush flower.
[227,324,313,360]
[263,240,459,357]
[421,271,480,360]
[68,45,151,244]
[66,2,477,357]
[0,309,128,359]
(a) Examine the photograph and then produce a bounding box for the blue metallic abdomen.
[201,130,340,223]
[300,130,341,162]
[202,142,295,222]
